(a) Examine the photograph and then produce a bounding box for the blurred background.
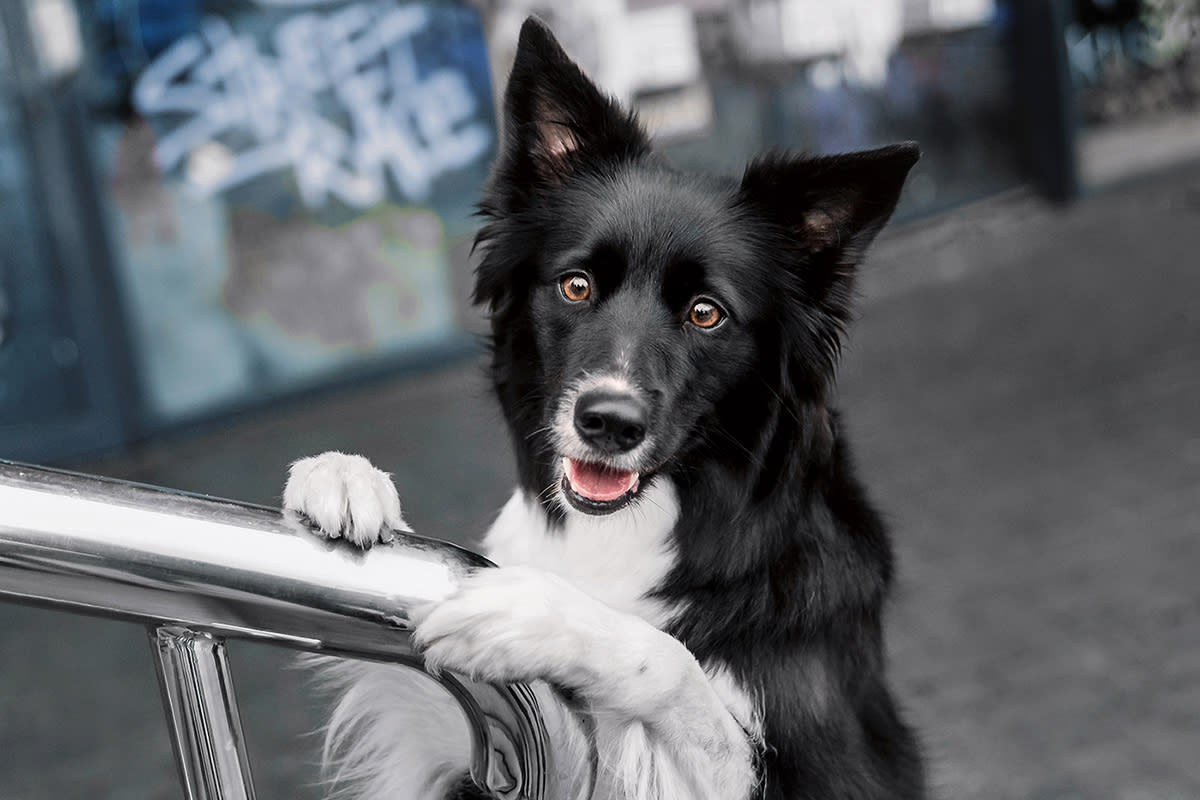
[0,0,1198,797]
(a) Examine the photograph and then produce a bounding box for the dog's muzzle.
[560,388,648,514]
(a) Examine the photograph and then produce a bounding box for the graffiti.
[133,2,492,209]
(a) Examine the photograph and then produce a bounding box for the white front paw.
[412,567,591,685]
[283,452,409,548]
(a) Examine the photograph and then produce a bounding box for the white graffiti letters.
[133,2,492,209]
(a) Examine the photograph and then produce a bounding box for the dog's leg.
[413,566,758,800]
[282,452,409,547]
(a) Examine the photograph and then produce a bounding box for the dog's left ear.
[740,142,920,284]
[742,144,919,397]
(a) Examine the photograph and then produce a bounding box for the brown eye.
[688,299,723,329]
[561,274,591,302]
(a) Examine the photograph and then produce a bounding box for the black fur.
[473,17,925,799]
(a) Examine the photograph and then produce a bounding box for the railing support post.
[150,626,256,800]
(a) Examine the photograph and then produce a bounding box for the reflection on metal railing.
[0,460,586,800]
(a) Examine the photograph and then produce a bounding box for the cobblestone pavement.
[2,161,1199,799]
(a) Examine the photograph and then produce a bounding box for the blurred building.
[1,0,1197,463]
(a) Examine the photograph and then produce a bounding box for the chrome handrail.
[0,460,590,800]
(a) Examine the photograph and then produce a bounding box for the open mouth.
[561,457,641,514]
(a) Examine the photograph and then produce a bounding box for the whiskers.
[524,423,555,443]
[536,477,562,505]
[632,481,670,521]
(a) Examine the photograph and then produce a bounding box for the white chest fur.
[480,480,681,627]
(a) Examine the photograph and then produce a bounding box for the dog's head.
[474,18,918,518]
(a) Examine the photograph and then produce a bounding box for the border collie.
[283,16,925,800]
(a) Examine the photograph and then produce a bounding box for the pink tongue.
[564,459,637,502]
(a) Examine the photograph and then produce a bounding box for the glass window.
[85,0,496,423]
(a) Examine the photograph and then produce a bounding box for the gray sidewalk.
[3,160,1199,799]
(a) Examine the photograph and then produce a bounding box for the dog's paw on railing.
[283,451,410,549]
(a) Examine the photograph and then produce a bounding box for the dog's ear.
[739,143,920,284]
[473,17,650,315]
[491,16,649,202]
[741,144,918,392]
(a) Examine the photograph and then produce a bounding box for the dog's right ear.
[489,16,650,207]
[473,18,650,315]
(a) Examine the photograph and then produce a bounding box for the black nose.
[573,390,647,454]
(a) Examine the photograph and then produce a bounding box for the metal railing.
[0,460,589,799]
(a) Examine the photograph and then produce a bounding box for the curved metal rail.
[0,460,590,799]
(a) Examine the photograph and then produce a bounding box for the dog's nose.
[573,391,647,453]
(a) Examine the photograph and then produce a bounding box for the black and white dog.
[284,17,924,800]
